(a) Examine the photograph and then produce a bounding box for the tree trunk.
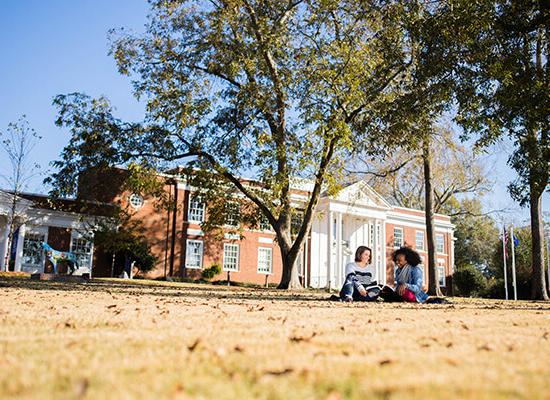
[278,253,303,289]
[276,228,303,289]
[423,136,442,296]
[529,188,549,300]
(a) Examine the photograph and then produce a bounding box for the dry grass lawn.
[0,274,549,400]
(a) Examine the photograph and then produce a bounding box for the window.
[257,247,273,274]
[291,211,303,235]
[436,234,445,253]
[186,240,203,269]
[259,214,272,231]
[21,232,46,272]
[129,193,144,209]
[70,235,94,271]
[438,265,446,287]
[188,196,205,223]
[225,202,240,227]
[223,243,239,271]
[393,227,404,248]
[416,231,425,251]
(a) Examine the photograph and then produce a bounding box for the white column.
[336,212,343,287]
[381,219,387,285]
[14,223,26,272]
[0,222,10,272]
[326,210,333,291]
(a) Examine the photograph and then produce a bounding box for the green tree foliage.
[450,0,550,300]
[453,263,487,297]
[47,1,421,289]
[451,199,499,272]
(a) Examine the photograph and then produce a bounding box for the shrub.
[482,277,506,299]
[453,263,487,297]
[201,264,221,280]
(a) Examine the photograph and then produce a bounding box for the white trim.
[393,227,404,248]
[257,247,273,275]
[185,239,204,269]
[20,225,48,273]
[70,230,94,276]
[438,265,446,287]
[186,228,204,236]
[223,243,239,272]
[258,237,273,244]
[187,196,205,223]
[415,230,425,251]
[436,233,446,254]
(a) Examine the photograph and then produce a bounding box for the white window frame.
[436,234,445,253]
[223,243,240,272]
[415,231,425,251]
[438,265,446,287]
[129,193,144,209]
[257,247,273,275]
[69,230,94,273]
[188,196,205,223]
[259,214,272,231]
[225,202,240,228]
[393,227,404,248]
[21,227,48,273]
[185,239,204,269]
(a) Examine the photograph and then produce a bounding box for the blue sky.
[0,0,547,225]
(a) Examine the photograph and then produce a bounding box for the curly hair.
[392,246,422,266]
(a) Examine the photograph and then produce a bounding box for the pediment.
[330,181,392,209]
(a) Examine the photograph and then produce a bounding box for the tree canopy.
[48,0,423,288]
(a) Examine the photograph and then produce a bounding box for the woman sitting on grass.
[382,246,428,303]
[339,246,380,302]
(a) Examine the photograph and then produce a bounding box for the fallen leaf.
[289,332,317,343]
[187,339,201,352]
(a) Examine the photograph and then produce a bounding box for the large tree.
[48,1,417,288]
[451,0,550,300]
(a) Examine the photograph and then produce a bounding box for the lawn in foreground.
[0,276,548,400]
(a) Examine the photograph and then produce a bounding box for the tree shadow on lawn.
[1,276,548,311]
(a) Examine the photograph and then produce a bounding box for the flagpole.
[510,225,517,301]
[502,225,508,300]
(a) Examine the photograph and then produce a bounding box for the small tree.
[0,116,41,271]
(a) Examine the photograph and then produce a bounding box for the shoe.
[343,295,353,303]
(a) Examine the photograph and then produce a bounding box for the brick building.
[0,172,455,293]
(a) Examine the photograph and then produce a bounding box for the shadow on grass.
[1,275,549,310]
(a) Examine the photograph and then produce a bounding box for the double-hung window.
[436,234,445,253]
[70,234,94,272]
[223,243,239,271]
[416,231,425,251]
[393,227,404,248]
[188,196,205,223]
[257,247,273,274]
[186,240,203,269]
[438,265,446,287]
[21,231,46,273]
[225,202,240,227]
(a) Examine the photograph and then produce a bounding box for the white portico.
[309,181,393,289]
[0,190,96,275]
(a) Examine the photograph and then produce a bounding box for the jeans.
[339,274,378,301]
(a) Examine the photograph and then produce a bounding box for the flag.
[513,234,519,247]
[502,226,509,258]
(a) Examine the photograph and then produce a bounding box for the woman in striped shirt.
[339,246,379,302]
